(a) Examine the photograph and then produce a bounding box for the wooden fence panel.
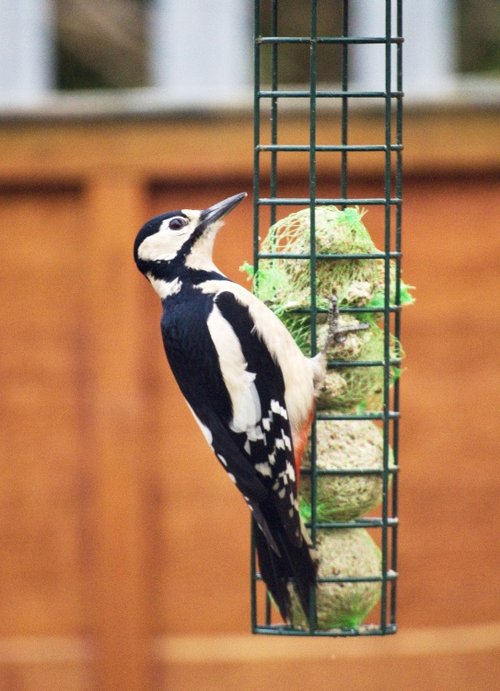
[0,110,498,690]
[0,187,92,689]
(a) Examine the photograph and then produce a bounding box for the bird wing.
[160,288,303,549]
[161,287,316,620]
[210,289,304,547]
[207,290,317,621]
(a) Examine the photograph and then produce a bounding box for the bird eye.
[168,217,187,231]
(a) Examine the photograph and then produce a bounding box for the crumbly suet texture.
[300,420,394,521]
[290,528,382,630]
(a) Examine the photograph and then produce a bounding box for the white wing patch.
[271,399,288,419]
[197,280,315,438]
[207,304,262,437]
[147,275,182,299]
[255,462,272,478]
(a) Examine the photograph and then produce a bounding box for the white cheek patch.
[138,227,188,262]
[138,212,201,263]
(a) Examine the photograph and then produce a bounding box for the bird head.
[134,192,247,285]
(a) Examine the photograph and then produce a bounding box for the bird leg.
[321,293,369,354]
[312,294,369,392]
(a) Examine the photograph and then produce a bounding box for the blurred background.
[0,1,499,690]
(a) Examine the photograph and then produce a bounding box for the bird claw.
[322,294,369,352]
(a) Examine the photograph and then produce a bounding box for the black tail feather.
[253,516,317,624]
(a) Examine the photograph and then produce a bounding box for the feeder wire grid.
[251,0,403,637]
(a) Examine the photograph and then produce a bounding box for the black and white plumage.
[134,192,326,622]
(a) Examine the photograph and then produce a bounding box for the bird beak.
[201,192,247,226]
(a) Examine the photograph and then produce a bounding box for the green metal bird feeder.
[251,0,404,636]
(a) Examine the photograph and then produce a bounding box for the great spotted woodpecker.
[133,192,352,623]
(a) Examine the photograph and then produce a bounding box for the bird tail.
[253,512,317,625]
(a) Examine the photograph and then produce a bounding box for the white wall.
[0,0,461,107]
[149,0,251,106]
[350,0,456,99]
[0,0,54,105]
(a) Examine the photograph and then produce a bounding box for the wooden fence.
[0,106,499,690]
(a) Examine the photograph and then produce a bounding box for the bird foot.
[322,294,369,354]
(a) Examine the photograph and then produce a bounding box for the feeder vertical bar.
[390,0,404,628]
[307,0,319,631]
[263,0,280,627]
[308,0,318,539]
[380,0,394,633]
[253,0,261,279]
[340,0,349,203]
[270,0,279,228]
[251,0,261,633]
[250,522,258,629]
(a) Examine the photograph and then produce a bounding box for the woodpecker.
[133,192,354,623]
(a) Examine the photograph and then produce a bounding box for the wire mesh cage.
[251,0,403,636]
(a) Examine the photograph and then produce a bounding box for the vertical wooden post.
[83,172,149,691]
